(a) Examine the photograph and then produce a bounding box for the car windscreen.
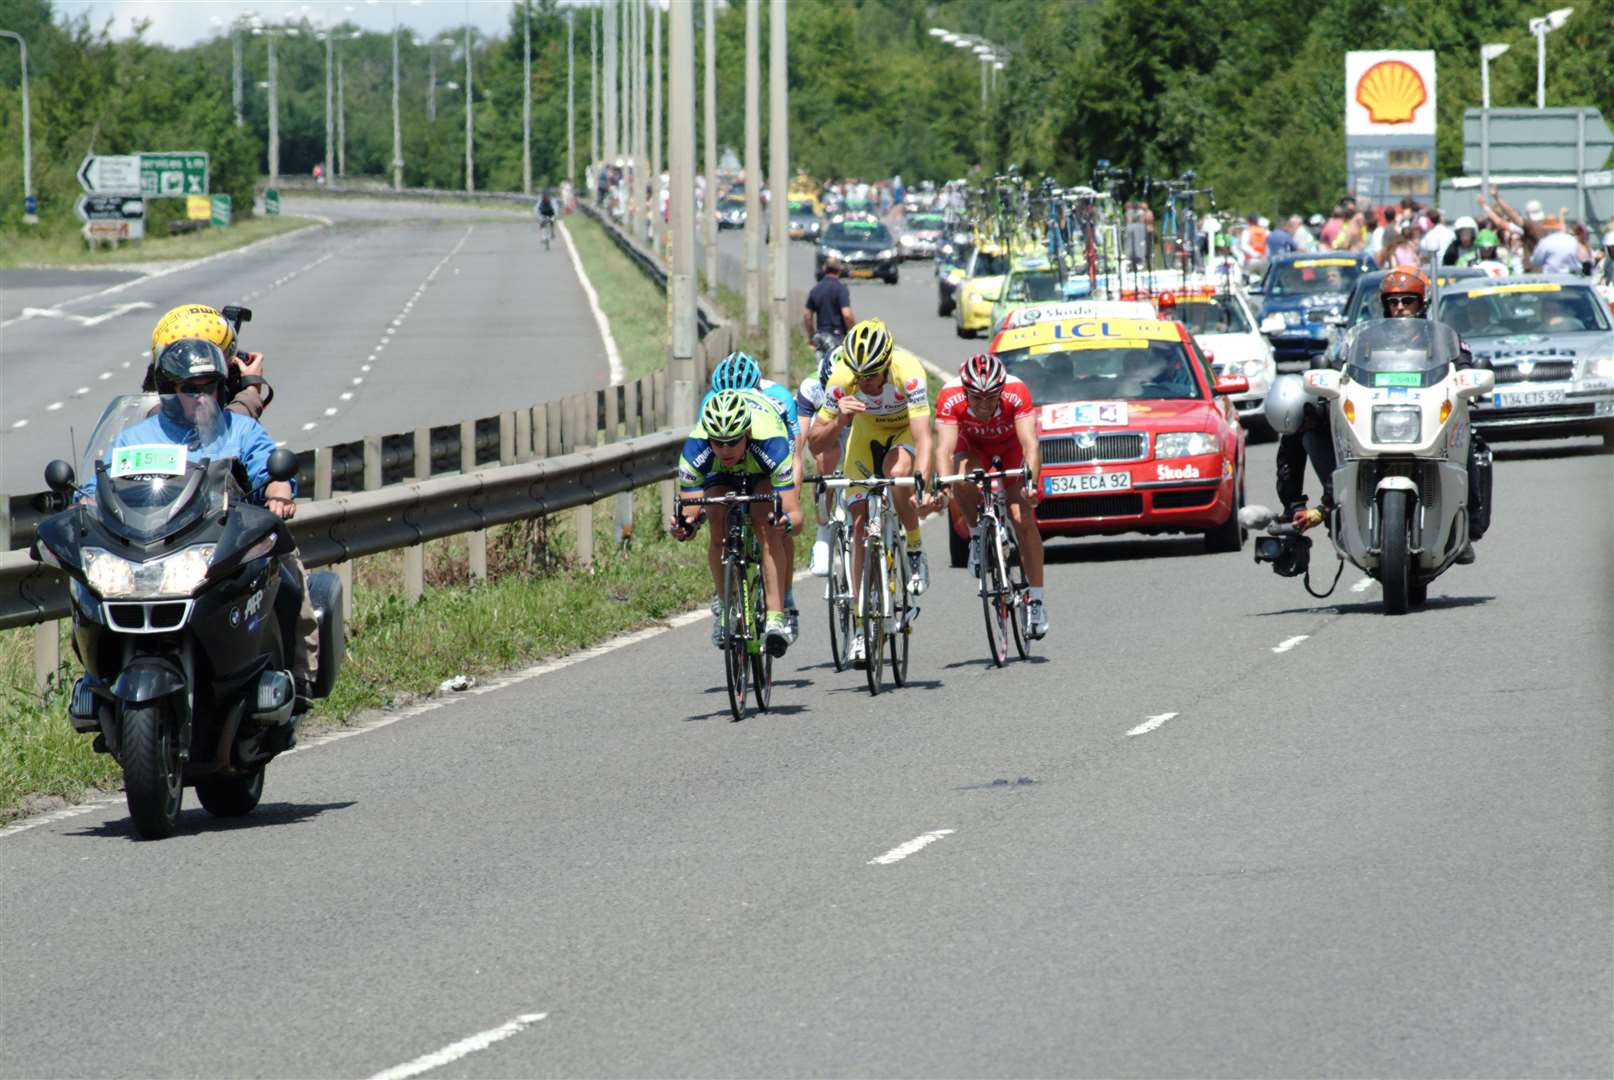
[1004,271,1063,303]
[996,341,1204,402]
[971,252,1009,276]
[1165,297,1252,334]
[907,214,944,230]
[823,221,892,246]
[719,197,745,210]
[1434,283,1611,339]
[1266,259,1363,297]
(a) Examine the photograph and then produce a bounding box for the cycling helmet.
[842,318,894,378]
[1263,373,1316,436]
[153,339,231,404]
[711,351,762,393]
[1476,228,1500,251]
[1380,266,1428,316]
[150,304,236,362]
[701,389,752,441]
[959,352,1006,395]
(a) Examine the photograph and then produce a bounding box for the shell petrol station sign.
[1345,51,1437,202]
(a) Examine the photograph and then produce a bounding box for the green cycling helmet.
[1476,228,1500,248]
[701,389,752,441]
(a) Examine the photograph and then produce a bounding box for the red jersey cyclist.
[933,352,1049,638]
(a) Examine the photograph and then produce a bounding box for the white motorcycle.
[1304,319,1494,614]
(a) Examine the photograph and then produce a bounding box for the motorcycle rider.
[1277,267,1490,562]
[144,305,274,418]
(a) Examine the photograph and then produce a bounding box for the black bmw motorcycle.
[31,394,343,839]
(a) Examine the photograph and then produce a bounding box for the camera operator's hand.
[1292,507,1324,532]
[233,351,264,379]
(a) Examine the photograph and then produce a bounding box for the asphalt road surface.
[2,424,1609,1076]
[0,197,607,495]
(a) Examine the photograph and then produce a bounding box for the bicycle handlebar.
[933,464,1031,491]
[816,476,920,491]
[676,492,781,509]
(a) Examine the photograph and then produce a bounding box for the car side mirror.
[1213,374,1250,396]
[1305,369,1342,399]
[44,459,76,494]
[1454,369,1495,399]
[267,448,299,483]
[981,285,1002,302]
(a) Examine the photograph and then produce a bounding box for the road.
[2,424,1609,1076]
[0,198,607,495]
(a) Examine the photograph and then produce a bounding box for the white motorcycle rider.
[1301,318,1494,613]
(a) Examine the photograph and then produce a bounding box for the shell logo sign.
[1345,51,1437,137]
[1355,60,1427,125]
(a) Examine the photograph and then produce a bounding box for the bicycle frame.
[676,490,780,719]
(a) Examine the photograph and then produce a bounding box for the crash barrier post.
[315,447,353,625]
[403,427,430,602]
[572,394,594,572]
[462,419,487,585]
[34,621,58,693]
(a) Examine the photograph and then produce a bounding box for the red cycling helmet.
[960,352,1006,395]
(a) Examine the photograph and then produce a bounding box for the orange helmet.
[1379,266,1428,316]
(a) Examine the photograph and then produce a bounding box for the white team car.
[1156,286,1276,436]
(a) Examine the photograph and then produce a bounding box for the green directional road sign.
[141,152,210,198]
[210,193,232,228]
[265,189,281,216]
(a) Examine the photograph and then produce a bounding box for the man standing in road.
[803,257,854,343]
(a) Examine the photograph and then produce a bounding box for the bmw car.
[1254,252,1376,366]
[1434,276,1614,444]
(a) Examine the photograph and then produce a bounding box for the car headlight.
[1371,406,1421,444]
[822,247,843,260]
[878,248,895,260]
[1260,314,1286,335]
[900,235,917,247]
[82,544,215,599]
[1579,344,1614,381]
[1156,431,1220,458]
[1282,310,1303,327]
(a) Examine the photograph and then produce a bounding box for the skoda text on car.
[1155,287,1277,435]
[1255,252,1376,366]
[1434,276,1614,443]
[815,215,900,284]
[990,316,1250,551]
[991,299,1159,336]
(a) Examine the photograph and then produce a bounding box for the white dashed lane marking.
[1126,712,1179,737]
[1272,635,1309,654]
[869,829,956,866]
[365,1012,549,1080]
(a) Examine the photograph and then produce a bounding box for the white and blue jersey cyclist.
[699,351,800,441]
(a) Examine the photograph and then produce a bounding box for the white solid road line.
[869,829,956,866]
[1271,635,1309,654]
[1126,712,1179,737]
[366,1012,548,1080]
[558,219,626,387]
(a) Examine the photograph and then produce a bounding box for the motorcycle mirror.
[267,448,299,483]
[44,459,76,494]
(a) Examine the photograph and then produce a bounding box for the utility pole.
[591,7,600,172]
[464,20,474,192]
[743,0,761,330]
[620,0,630,195]
[637,0,649,237]
[651,2,662,248]
[324,33,335,183]
[669,0,697,427]
[428,49,437,121]
[0,32,32,225]
[567,10,576,191]
[232,28,244,125]
[337,54,346,176]
[268,34,280,181]
[392,21,403,189]
[602,0,615,164]
[703,0,718,289]
[522,0,532,195]
[768,0,789,380]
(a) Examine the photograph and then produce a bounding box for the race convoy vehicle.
[993,299,1158,334]
[1433,276,1614,443]
[989,257,1071,333]
[716,194,748,229]
[816,215,899,284]
[898,211,947,260]
[787,200,824,241]
[936,244,972,316]
[952,243,1016,337]
[1155,288,1276,437]
[982,316,1250,552]
[1254,251,1377,365]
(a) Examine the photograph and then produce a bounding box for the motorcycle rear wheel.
[120,702,183,840]
[196,766,265,818]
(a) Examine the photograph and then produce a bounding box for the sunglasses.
[176,380,221,396]
[708,435,746,449]
[1385,295,1419,309]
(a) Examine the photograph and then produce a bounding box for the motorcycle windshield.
[1342,319,1460,388]
[81,394,227,540]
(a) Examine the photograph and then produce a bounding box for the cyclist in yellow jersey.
[809,320,937,662]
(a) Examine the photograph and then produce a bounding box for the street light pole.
[392,20,403,189]
[768,0,789,381]
[568,10,576,192]
[267,34,280,181]
[703,0,718,289]
[743,0,761,330]
[669,0,697,427]
[522,0,532,196]
[1480,43,1509,199]
[591,6,600,172]
[651,1,663,248]
[464,19,474,192]
[0,31,33,225]
[602,0,615,164]
[232,27,244,126]
[324,33,335,183]
[337,54,347,177]
[1529,7,1574,110]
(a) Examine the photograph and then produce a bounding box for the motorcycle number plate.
[1495,388,1566,408]
[109,444,187,479]
[1046,471,1132,495]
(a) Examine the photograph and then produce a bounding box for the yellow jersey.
[815,350,931,437]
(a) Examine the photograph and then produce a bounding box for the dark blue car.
[1254,252,1378,365]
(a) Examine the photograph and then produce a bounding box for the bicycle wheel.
[889,540,910,687]
[722,559,748,721]
[749,562,772,712]
[1005,528,1032,660]
[980,518,1010,668]
[827,522,853,672]
[862,541,886,696]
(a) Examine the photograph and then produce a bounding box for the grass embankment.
[0,215,322,270]
[0,208,818,822]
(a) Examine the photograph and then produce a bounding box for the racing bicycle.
[936,460,1034,666]
[809,475,856,672]
[820,475,917,695]
[676,489,782,721]
[539,214,556,251]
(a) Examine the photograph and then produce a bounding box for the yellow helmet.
[150,304,235,361]
[843,318,894,378]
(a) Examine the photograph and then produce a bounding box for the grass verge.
[563,212,669,381]
[0,216,322,270]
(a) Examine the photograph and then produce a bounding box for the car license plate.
[850,269,875,279]
[1495,387,1566,408]
[1045,471,1131,496]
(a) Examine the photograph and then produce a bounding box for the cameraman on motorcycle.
[144,305,274,419]
[1274,267,1491,562]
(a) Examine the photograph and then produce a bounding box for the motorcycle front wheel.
[1380,490,1413,616]
[196,766,265,818]
[120,701,184,839]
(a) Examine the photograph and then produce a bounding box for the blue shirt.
[1265,228,1295,260]
[89,408,288,502]
[700,378,800,440]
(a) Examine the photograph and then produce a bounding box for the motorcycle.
[1300,319,1493,614]
[30,394,344,838]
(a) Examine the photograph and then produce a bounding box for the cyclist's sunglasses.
[708,434,747,449]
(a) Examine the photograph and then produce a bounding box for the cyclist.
[536,190,558,243]
[807,318,936,664]
[933,353,1048,638]
[703,352,803,638]
[144,305,273,419]
[672,388,804,656]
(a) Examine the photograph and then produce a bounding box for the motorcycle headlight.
[82,544,216,599]
[1371,406,1421,444]
[1155,431,1220,458]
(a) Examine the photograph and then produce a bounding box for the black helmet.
[153,338,229,402]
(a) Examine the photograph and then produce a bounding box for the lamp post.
[391,18,403,189]
[317,29,362,186]
[464,15,475,193]
[1528,7,1573,110]
[929,27,1009,108]
[567,9,576,191]
[703,0,717,287]
[669,0,697,426]
[743,0,761,330]
[1480,42,1510,198]
[768,0,789,381]
[522,0,532,195]
[0,30,34,225]
[251,23,300,183]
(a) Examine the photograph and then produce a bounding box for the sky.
[51,0,560,47]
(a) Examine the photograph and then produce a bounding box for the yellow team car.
[952,243,1014,338]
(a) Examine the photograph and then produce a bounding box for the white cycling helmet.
[1264,373,1317,436]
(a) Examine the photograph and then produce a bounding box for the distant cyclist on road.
[536,190,557,246]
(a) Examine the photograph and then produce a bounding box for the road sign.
[264,189,281,216]
[186,195,211,220]
[84,220,133,242]
[75,194,145,241]
[24,194,37,215]
[210,193,232,228]
[141,152,209,197]
[78,154,142,194]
